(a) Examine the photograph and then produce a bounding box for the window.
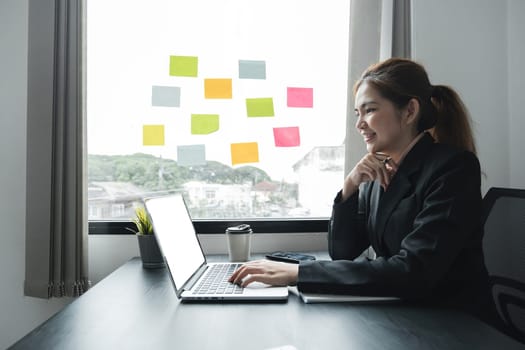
[87,1,350,229]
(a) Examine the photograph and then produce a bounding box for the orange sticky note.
[143,125,165,146]
[204,78,232,99]
[231,142,259,165]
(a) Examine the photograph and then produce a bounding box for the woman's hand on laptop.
[228,260,298,287]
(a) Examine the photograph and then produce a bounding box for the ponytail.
[430,85,477,154]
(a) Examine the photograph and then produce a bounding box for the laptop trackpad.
[245,281,272,289]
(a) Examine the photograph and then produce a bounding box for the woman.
[230,58,494,322]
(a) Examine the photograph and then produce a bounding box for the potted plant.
[128,206,165,269]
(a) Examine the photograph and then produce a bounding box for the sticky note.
[169,55,198,77]
[177,144,206,167]
[143,125,165,146]
[151,86,180,107]
[204,79,232,99]
[246,98,275,117]
[287,87,313,108]
[239,60,266,79]
[273,127,301,147]
[191,114,219,135]
[231,142,259,165]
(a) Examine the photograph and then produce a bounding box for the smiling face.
[354,82,419,160]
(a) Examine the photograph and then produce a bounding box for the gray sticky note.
[177,144,206,167]
[152,85,181,107]
[239,60,266,79]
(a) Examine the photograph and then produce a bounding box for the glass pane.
[87,0,349,220]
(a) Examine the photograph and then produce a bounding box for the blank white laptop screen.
[144,194,204,290]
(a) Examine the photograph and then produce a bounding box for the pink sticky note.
[273,127,300,147]
[287,87,313,108]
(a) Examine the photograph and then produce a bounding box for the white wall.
[0,1,71,348]
[412,0,513,194]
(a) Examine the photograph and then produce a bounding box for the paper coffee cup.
[226,224,252,262]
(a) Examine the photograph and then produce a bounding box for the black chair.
[482,187,525,343]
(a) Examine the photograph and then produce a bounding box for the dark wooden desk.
[10,257,525,350]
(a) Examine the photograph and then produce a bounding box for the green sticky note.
[246,98,275,117]
[169,56,198,77]
[191,114,219,134]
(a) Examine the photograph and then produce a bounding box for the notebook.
[298,291,400,304]
[144,194,289,301]
[287,287,400,304]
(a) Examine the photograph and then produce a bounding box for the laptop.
[144,194,289,302]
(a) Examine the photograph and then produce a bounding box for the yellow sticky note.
[169,56,198,77]
[231,142,259,165]
[143,125,165,146]
[204,79,232,99]
[246,98,274,117]
[191,114,219,135]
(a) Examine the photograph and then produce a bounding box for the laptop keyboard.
[194,263,244,295]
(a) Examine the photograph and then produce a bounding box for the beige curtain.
[25,0,89,298]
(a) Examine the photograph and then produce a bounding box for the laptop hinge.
[182,263,208,292]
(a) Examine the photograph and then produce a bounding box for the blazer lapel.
[374,133,434,245]
[374,173,413,245]
[368,181,383,250]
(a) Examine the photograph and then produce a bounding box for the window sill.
[89,219,329,235]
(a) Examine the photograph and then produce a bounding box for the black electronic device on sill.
[265,251,316,264]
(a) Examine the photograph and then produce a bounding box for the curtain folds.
[25,0,89,298]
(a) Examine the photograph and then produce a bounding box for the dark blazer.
[298,133,491,311]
